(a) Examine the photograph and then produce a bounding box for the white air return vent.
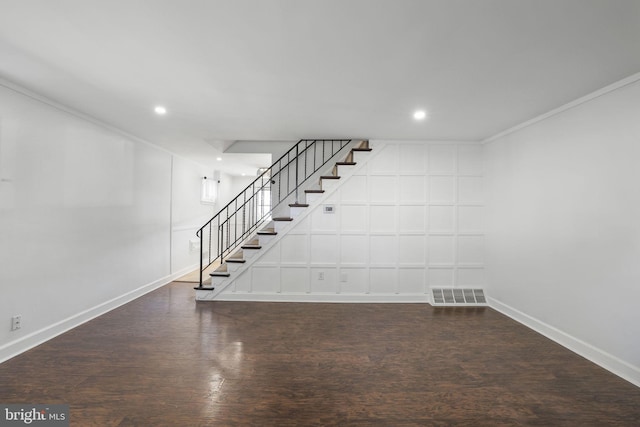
[431,288,487,306]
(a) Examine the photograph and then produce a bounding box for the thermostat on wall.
[323,204,335,214]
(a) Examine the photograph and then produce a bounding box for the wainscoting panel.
[219,141,484,302]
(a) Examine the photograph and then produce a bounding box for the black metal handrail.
[195,139,352,287]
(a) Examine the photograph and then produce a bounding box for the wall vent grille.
[431,288,487,306]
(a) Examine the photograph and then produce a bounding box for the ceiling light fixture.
[154,106,167,115]
[413,110,427,120]
[216,157,222,161]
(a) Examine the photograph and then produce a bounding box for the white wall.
[0,81,213,362]
[214,171,256,210]
[484,78,640,386]
[227,175,258,202]
[218,141,485,301]
[170,157,215,274]
[225,140,295,161]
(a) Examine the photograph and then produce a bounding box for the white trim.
[210,293,430,303]
[0,264,198,364]
[483,72,640,144]
[489,297,640,388]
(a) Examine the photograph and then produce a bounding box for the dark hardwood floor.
[1,282,639,426]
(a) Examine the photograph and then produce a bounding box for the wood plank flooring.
[1,282,639,426]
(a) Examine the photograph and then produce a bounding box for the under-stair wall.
[214,140,485,302]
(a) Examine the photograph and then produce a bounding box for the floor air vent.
[431,288,487,306]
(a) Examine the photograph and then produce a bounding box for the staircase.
[195,139,372,301]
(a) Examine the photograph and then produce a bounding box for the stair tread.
[257,230,277,235]
[304,189,325,193]
[272,217,293,221]
[289,203,309,207]
[226,258,246,263]
[352,147,372,152]
[210,272,230,277]
[320,175,341,179]
[335,162,356,166]
[241,244,262,249]
[194,286,215,290]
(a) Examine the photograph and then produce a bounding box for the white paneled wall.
[219,141,484,302]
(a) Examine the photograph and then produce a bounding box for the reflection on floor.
[1,282,639,425]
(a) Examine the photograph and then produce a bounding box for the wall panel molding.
[221,141,485,302]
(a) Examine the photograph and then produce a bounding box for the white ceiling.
[1,0,639,169]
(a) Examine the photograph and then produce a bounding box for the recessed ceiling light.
[413,110,427,120]
[216,157,222,161]
[154,106,167,115]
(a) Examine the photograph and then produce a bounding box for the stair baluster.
[195,139,364,289]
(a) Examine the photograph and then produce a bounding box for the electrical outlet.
[11,315,21,331]
[318,272,324,281]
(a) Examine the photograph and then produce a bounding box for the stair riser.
[305,193,323,204]
[273,221,292,233]
[352,150,371,163]
[211,276,229,287]
[289,206,306,218]
[242,249,260,260]
[258,234,277,245]
[320,179,340,192]
[226,262,244,272]
[336,165,354,176]
[271,208,290,219]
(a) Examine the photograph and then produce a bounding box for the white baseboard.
[0,264,198,364]
[489,297,640,388]
[212,292,430,303]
